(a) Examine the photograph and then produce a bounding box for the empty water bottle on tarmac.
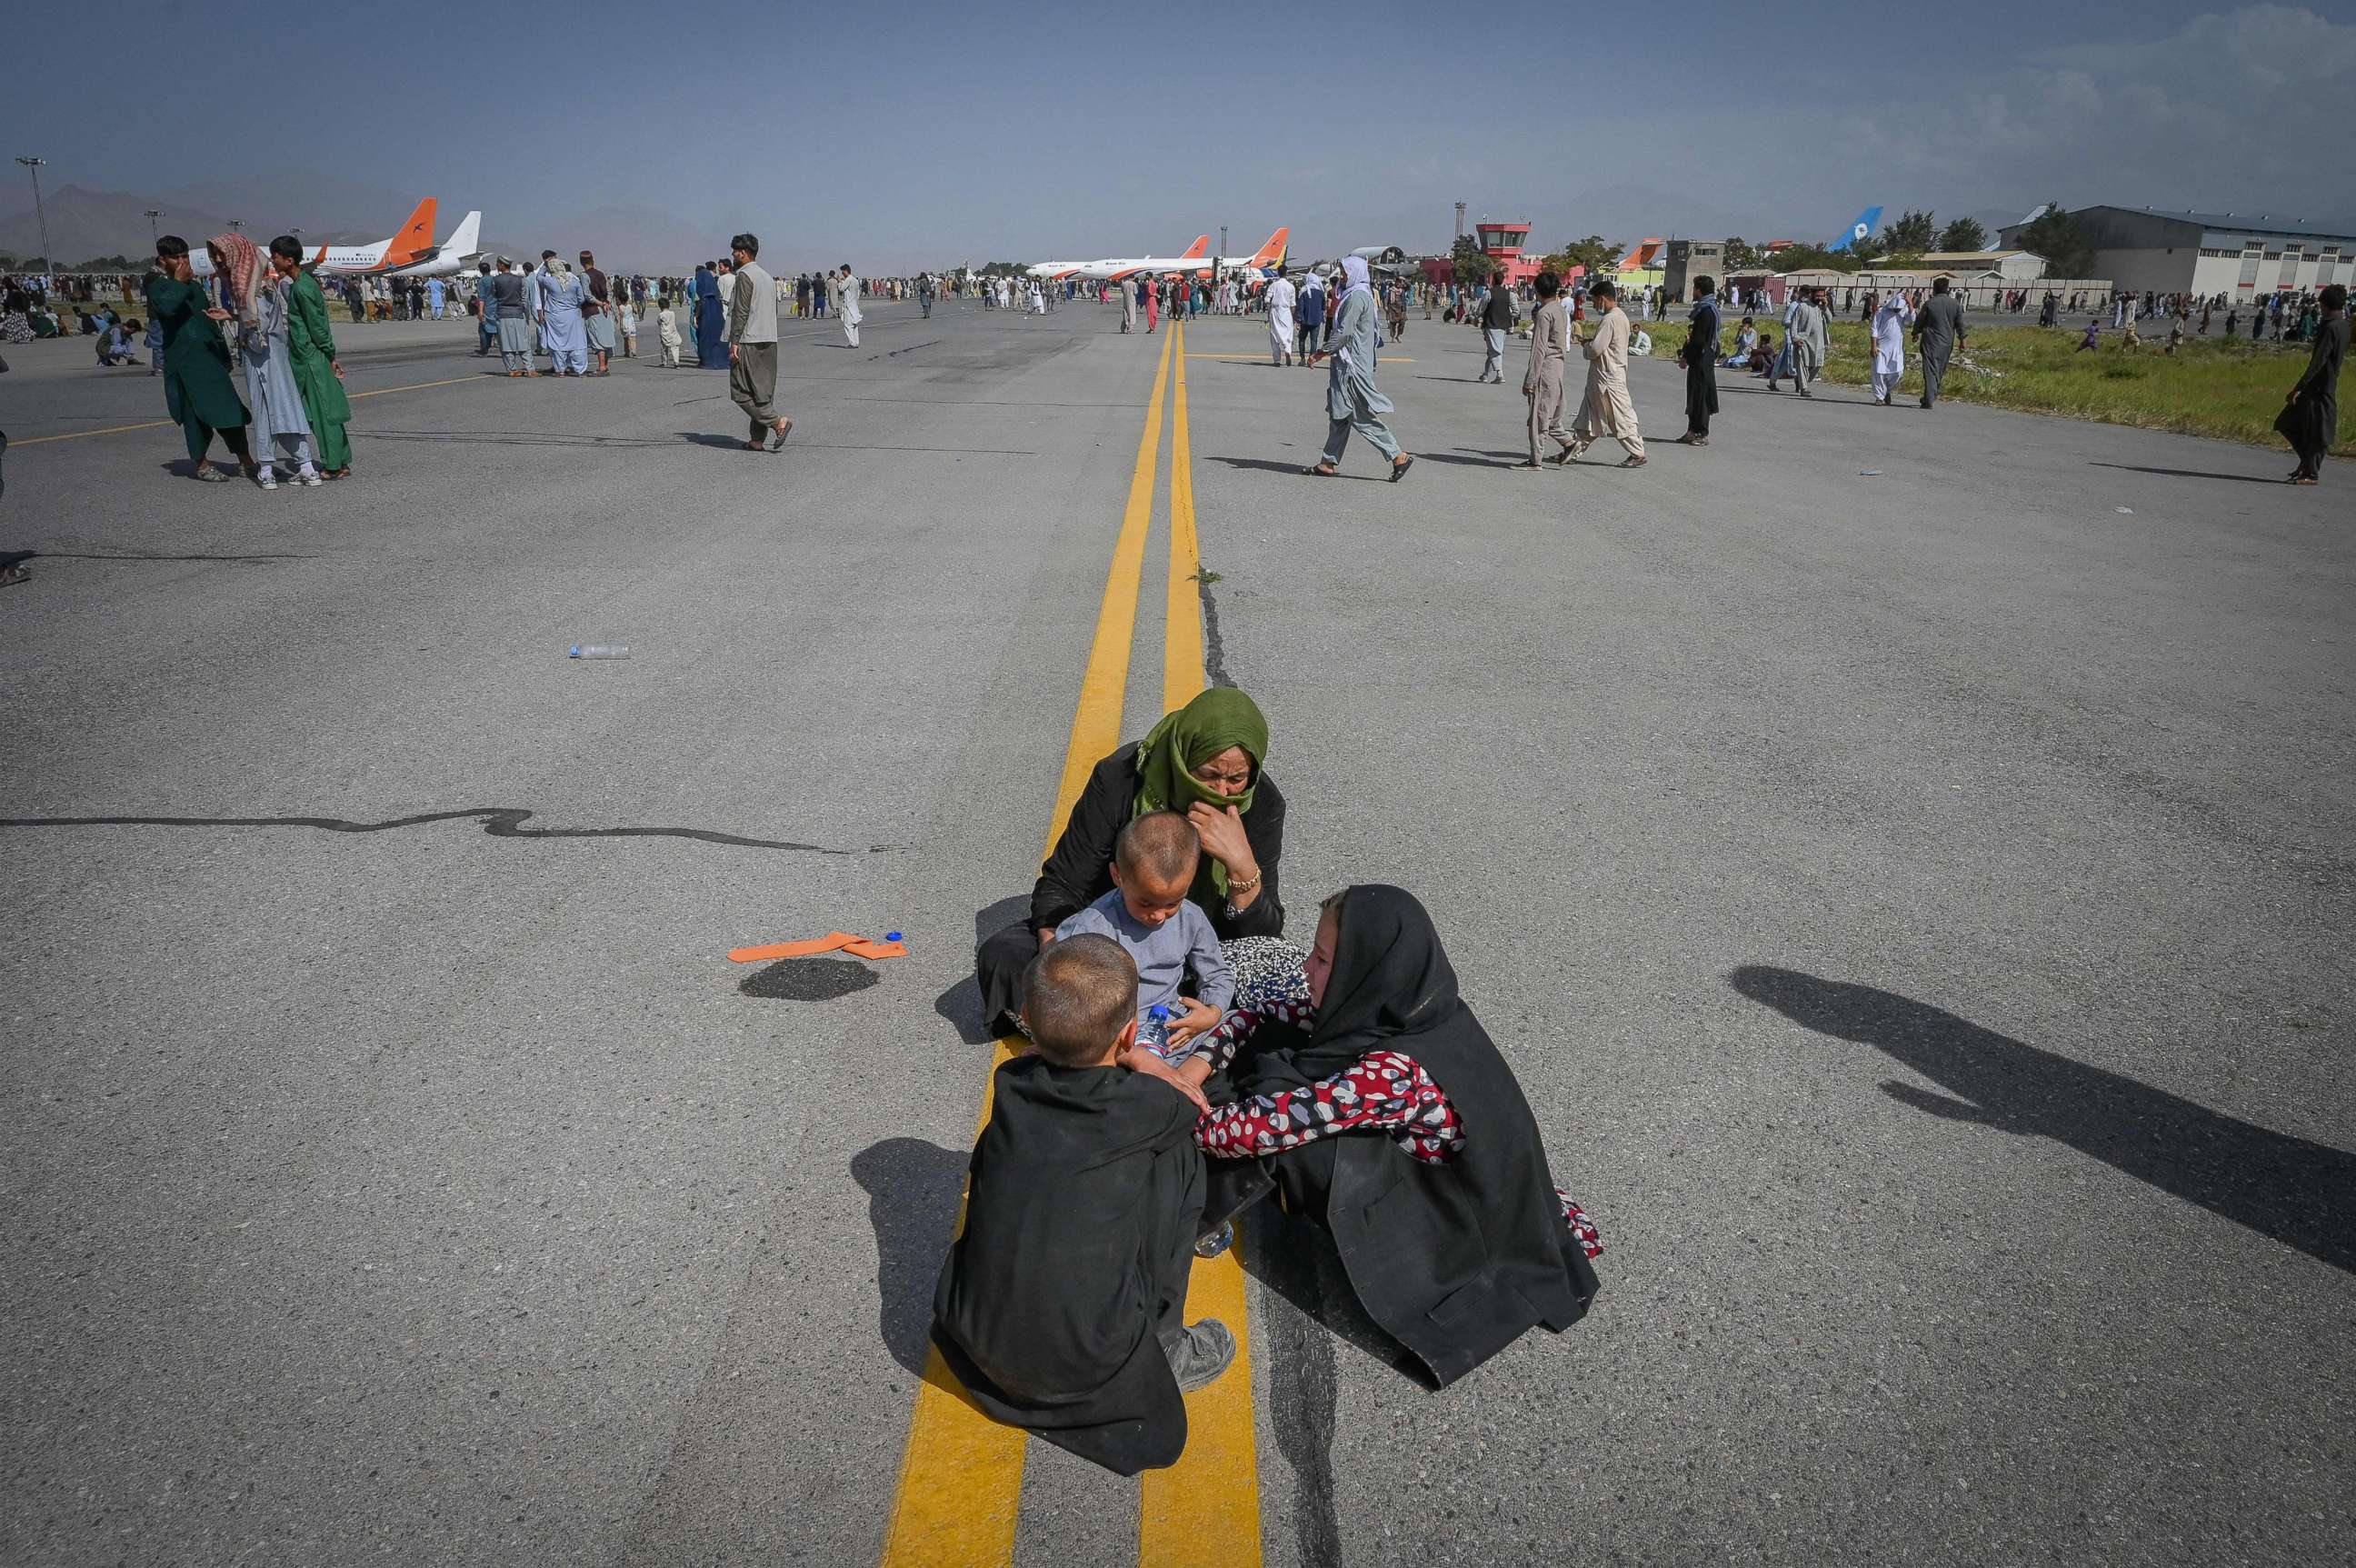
[568,644,630,659]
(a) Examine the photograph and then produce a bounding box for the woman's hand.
[331,360,344,381]
[203,308,232,321]
[1121,1046,1209,1113]
[1186,801,1254,878]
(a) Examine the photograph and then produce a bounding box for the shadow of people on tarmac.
[935,894,1029,1045]
[1730,965,2356,1274]
[850,1137,970,1375]
[1236,1198,1424,1383]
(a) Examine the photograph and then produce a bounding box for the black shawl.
[1232,885,1599,1386]
[932,1057,1205,1474]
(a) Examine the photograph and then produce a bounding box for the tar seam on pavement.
[0,808,900,854]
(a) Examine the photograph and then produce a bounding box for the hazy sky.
[8,0,2353,270]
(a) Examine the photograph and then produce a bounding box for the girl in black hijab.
[1186,886,1601,1386]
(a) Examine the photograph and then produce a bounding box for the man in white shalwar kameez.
[836,265,863,348]
[1870,292,1912,404]
[1264,265,1297,366]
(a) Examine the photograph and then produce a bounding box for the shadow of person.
[943,894,1033,1045]
[849,1137,971,1375]
[1730,966,2356,1274]
[1233,1189,1425,1384]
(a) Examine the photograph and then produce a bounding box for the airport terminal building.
[1998,206,2352,298]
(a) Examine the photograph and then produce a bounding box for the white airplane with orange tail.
[185,197,443,277]
[1068,228,1288,284]
[1029,235,1210,282]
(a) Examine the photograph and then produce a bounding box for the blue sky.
[8,0,2353,270]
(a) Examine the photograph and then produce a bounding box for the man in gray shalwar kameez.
[490,259,534,375]
[1303,256,1412,481]
[1913,276,1967,408]
[1785,286,1828,397]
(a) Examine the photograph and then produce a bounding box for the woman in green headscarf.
[974,687,1287,1032]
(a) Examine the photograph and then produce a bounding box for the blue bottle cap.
[884,932,903,944]
[1149,1004,1170,1022]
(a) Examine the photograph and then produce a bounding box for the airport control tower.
[1474,219,1539,287]
[1423,217,1542,291]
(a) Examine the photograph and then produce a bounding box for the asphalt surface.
[4,298,2351,1568]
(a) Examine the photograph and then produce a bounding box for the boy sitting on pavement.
[931,934,1236,1475]
[1054,811,1233,1061]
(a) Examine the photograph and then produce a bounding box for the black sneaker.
[1162,1320,1236,1393]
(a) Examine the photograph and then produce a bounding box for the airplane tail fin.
[1249,227,1289,265]
[1180,235,1210,259]
[1829,205,1882,253]
[385,197,439,265]
[444,210,482,260]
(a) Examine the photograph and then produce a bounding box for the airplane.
[1825,205,1883,254]
[1030,235,1208,282]
[1618,238,1664,274]
[1069,227,1288,284]
[185,197,442,277]
[384,211,484,278]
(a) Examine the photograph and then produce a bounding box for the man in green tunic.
[145,235,253,481]
[269,235,353,478]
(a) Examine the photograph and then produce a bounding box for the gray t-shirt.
[1056,887,1234,1019]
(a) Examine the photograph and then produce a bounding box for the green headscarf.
[1131,687,1269,901]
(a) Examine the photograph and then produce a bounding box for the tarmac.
[3,296,2351,1568]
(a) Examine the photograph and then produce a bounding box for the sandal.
[0,564,30,587]
[1302,463,1339,476]
[768,417,794,452]
[1620,454,1647,468]
[1388,454,1414,482]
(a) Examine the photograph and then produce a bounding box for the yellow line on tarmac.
[878,321,1178,1568]
[1139,325,1265,1568]
[1186,353,1414,363]
[11,373,491,446]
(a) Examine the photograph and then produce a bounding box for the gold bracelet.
[1227,872,1263,895]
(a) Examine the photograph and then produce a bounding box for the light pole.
[15,156,54,275]
[1219,225,1228,255]
[144,208,163,249]
[1454,201,1466,241]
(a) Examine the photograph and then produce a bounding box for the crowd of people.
[1,239,2344,516]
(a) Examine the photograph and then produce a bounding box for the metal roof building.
[1998,205,2352,296]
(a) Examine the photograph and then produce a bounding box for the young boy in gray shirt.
[1054,812,1233,1061]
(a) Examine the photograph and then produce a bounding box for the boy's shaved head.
[1115,811,1199,885]
[1021,935,1138,1066]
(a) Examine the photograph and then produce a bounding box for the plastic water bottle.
[568,644,630,659]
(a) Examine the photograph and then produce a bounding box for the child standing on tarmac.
[655,295,682,367]
[931,934,1236,1475]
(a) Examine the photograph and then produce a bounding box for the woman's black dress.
[1211,885,1599,1387]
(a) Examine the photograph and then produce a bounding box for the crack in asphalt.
[0,808,902,854]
